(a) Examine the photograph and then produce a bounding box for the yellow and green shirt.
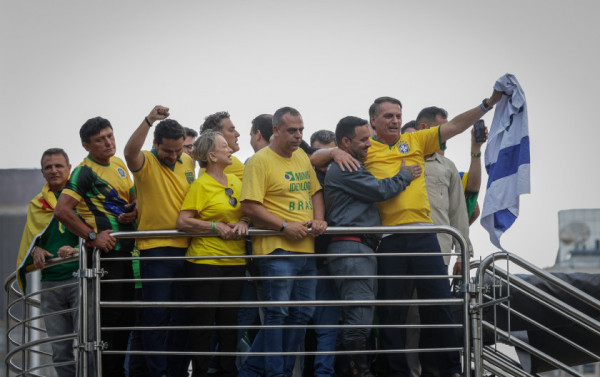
[62,155,135,251]
[133,150,195,250]
[459,171,479,218]
[364,126,441,225]
[241,147,321,255]
[181,173,245,265]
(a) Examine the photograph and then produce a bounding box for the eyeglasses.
[225,187,237,207]
[183,144,193,150]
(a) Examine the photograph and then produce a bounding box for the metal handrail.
[6,224,470,377]
[472,252,600,377]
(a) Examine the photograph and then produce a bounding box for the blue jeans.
[311,264,339,377]
[377,233,461,377]
[41,278,78,377]
[239,249,317,377]
[140,247,189,377]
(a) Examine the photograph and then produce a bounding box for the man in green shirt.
[18,148,80,377]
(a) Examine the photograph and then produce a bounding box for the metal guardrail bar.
[477,252,600,311]
[5,224,470,377]
[100,298,464,308]
[479,265,600,337]
[474,252,600,377]
[486,300,600,362]
[481,347,537,377]
[481,321,584,377]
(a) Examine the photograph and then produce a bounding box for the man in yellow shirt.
[238,107,327,377]
[123,105,195,377]
[365,93,501,377]
[310,89,503,377]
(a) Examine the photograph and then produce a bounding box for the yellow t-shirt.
[133,150,195,250]
[241,147,321,255]
[198,155,245,181]
[181,173,246,265]
[225,155,245,181]
[364,126,441,225]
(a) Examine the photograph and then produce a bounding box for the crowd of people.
[16,85,502,377]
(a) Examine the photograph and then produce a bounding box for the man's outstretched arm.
[124,105,170,172]
[440,89,502,143]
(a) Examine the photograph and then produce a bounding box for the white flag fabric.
[481,74,530,250]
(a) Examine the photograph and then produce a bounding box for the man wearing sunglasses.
[123,105,195,377]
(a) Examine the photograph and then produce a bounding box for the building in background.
[543,208,600,377]
[0,169,47,377]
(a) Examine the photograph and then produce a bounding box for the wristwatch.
[279,221,288,232]
[87,230,97,242]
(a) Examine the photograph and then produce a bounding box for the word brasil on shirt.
[285,170,313,212]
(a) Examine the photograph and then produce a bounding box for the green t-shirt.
[35,215,79,282]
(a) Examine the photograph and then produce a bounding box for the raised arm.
[310,148,360,172]
[328,161,420,203]
[440,89,502,144]
[124,105,170,172]
[465,125,487,193]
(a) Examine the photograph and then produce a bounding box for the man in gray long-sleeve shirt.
[324,116,421,377]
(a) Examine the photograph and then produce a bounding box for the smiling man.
[16,148,79,377]
[324,116,420,377]
[54,116,137,377]
[310,89,503,377]
[365,93,501,377]
[123,105,195,377]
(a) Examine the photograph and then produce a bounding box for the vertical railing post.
[21,290,28,376]
[77,238,90,377]
[458,235,472,377]
[93,248,105,377]
[470,283,483,377]
[77,239,107,377]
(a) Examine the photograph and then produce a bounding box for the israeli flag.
[481,74,530,250]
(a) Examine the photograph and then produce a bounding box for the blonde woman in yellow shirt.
[177,130,249,377]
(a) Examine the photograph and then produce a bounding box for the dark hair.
[416,106,448,127]
[79,117,113,143]
[192,130,222,168]
[310,130,336,148]
[201,111,230,133]
[368,97,403,119]
[41,148,69,168]
[401,120,417,134]
[335,116,369,146]
[273,107,301,128]
[154,119,185,145]
[299,140,317,155]
[184,127,198,139]
[251,114,274,141]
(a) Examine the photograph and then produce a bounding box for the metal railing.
[6,224,471,377]
[471,252,600,377]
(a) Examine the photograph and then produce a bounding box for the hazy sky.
[2,1,599,270]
